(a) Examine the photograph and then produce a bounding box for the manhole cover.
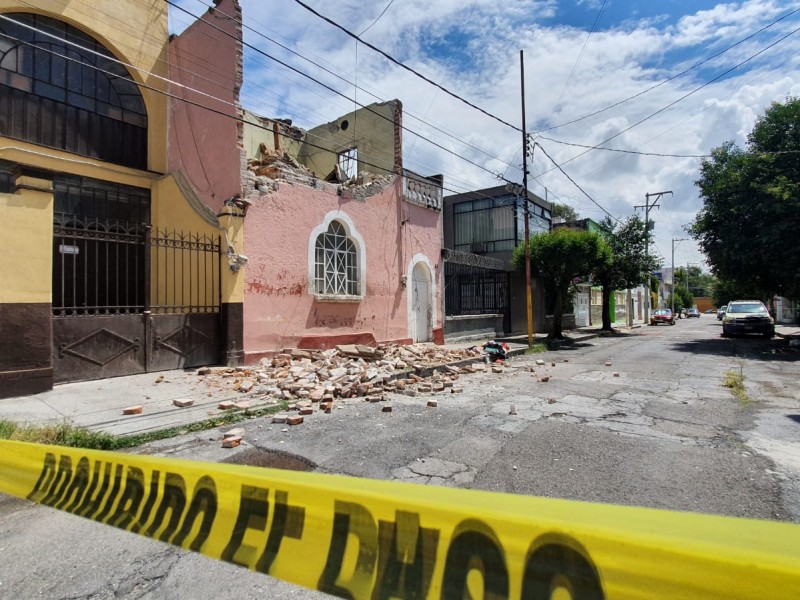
[222,447,316,472]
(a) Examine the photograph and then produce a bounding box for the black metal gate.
[443,250,511,333]
[51,175,221,384]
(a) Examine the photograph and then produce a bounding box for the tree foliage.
[711,276,766,308]
[692,97,800,299]
[511,228,611,339]
[595,216,661,330]
[552,203,579,223]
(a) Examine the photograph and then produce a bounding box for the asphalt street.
[2,316,798,599]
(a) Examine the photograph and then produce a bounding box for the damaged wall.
[168,0,243,216]
[242,176,443,361]
[299,101,400,179]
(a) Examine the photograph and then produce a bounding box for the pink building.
[240,102,444,363]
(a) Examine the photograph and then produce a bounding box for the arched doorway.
[410,261,432,343]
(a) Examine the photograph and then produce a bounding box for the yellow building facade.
[0,0,245,397]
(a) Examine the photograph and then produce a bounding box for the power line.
[359,0,396,36]
[536,135,711,158]
[537,21,800,176]
[551,0,608,113]
[184,0,517,169]
[533,142,619,222]
[164,1,517,185]
[0,25,527,210]
[289,0,522,133]
[534,6,800,134]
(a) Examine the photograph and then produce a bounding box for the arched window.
[314,220,359,296]
[0,13,147,169]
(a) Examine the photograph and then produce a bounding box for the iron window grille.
[314,220,359,296]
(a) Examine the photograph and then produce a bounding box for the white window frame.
[308,211,366,302]
[338,147,358,179]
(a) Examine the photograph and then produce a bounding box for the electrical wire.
[289,0,522,132]
[535,135,712,158]
[534,5,800,134]
[551,0,608,114]
[183,0,518,170]
[164,1,517,184]
[533,142,619,222]
[537,21,800,176]
[359,0,396,36]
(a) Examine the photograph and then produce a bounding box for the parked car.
[650,308,675,326]
[687,308,701,318]
[717,305,727,320]
[721,300,774,338]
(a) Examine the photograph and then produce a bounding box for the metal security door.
[51,176,221,384]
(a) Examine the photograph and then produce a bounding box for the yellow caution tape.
[1,439,799,599]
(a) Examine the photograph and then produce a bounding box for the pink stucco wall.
[243,178,443,359]
[167,0,242,214]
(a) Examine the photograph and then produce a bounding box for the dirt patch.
[222,447,316,472]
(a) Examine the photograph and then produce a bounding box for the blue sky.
[169,0,800,269]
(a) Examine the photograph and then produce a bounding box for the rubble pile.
[199,343,483,404]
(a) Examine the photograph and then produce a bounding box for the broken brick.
[287,415,304,425]
[222,436,242,448]
[172,398,194,408]
[218,401,235,410]
[122,405,143,415]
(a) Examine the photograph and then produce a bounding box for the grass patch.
[525,343,548,354]
[0,403,288,451]
[722,369,751,405]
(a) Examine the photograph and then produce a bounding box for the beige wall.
[300,101,399,178]
[0,176,52,303]
[0,1,170,173]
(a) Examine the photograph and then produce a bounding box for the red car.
[650,308,675,326]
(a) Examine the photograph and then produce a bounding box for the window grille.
[314,220,358,296]
[0,13,147,169]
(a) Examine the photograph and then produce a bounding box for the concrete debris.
[198,344,486,407]
[540,376,551,383]
[605,361,613,367]
[509,404,517,415]
[172,398,194,408]
[222,436,242,448]
[223,428,245,439]
[535,359,545,366]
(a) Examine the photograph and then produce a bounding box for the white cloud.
[217,0,800,268]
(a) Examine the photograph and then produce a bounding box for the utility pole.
[672,238,688,316]
[520,50,533,348]
[635,191,672,321]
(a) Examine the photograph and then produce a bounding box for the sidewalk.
[0,328,613,437]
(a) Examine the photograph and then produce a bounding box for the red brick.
[222,436,242,448]
[218,401,235,410]
[122,405,143,415]
[287,415,304,425]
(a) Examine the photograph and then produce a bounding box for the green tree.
[711,276,766,308]
[692,97,800,299]
[511,228,611,339]
[595,215,661,331]
[552,203,579,223]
